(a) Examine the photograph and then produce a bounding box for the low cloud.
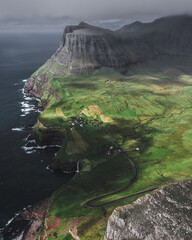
[1,0,192,31]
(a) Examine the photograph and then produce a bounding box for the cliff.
[49,22,133,73]
[105,181,192,240]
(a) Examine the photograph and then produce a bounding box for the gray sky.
[1,0,192,32]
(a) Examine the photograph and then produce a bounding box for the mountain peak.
[78,21,91,28]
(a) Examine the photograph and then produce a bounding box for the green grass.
[31,60,192,239]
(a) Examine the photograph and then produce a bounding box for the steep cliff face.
[105,181,192,240]
[50,22,133,72]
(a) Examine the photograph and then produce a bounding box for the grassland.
[32,58,192,239]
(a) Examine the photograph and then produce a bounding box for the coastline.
[1,79,72,240]
[3,199,49,240]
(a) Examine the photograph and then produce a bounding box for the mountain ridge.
[47,15,192,74]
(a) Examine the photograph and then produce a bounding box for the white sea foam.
[20,108,35,114]
[5,217,15,226]
[24,96,33,101]
[12,231,24,240]
[27,139,36,144]
[23,134,31,141]
[12,128,24,132]
[22,146,46,151]
[22,79,27,83]
[21,102,31,108]
[26,150,37,154]
[20,100,37,115]
[22,145,61,151]
[46,166,53,173]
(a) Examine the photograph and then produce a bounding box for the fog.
[1,0,192,32]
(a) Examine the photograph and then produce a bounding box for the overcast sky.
[1,0,192,32]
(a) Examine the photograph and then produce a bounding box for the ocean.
[0,32,71,238]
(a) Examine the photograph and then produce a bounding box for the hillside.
[17,15,192,239]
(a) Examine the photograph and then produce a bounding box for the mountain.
[118,15,192,57]
[118,15,192,36]
[49,21,131,73]
[42,15,192,74]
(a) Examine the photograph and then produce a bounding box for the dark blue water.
[0,33,71,236]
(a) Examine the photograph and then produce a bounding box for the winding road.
[83,122,158,208]
[39,116,158,208]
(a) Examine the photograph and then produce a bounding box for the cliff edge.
[105,181,192,240]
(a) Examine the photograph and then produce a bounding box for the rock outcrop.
[105,181,192,240]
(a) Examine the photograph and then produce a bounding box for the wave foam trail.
[12,231,24,240]
[12,128,24,132]
[22,145,61,152]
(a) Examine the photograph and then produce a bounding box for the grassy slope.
[34,59,192,239]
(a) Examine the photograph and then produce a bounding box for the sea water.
[0,32,71,238]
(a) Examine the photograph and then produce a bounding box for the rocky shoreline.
[3,199,49,240]
[1,81,68,240]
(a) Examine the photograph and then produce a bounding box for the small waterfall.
[76,160,80,173]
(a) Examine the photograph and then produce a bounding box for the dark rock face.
[51,25,130,72]
[105,181,192,240]
[24,74,49,100]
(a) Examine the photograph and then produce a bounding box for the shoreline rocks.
[3,199,49,240]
